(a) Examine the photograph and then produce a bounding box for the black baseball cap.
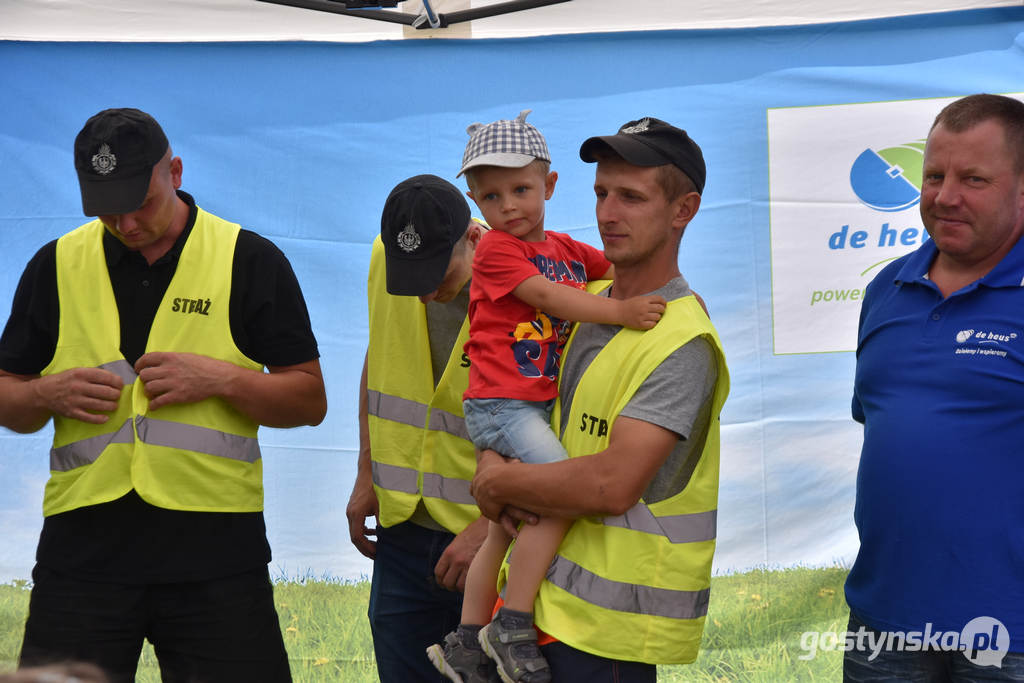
[380,175,472,296]
[579,117,706,194]
[74,108,169,216]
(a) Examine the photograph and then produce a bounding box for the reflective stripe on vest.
[366,389,474,505]
[371,460,476,506]
[367,389,470,443]
[50,418,134,472]
[422,472,475,505]
[135,415,261,464]
[603,505,717,544]
[372,461,418,494]
[99,359,138,386]
[49,361,260,471]
[366,390,428,429]
[508,505,717,621]
[545,554,710,620]
[427,407,471,442]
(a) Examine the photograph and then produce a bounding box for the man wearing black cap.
[346,174,491,682]
[0,108,327,682]
[471,118,730,681]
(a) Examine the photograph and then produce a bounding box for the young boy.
[426,111,666,683]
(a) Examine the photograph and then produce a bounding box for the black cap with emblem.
[74,108,169,216]
[380,174,472,296]
[579,116,706,194]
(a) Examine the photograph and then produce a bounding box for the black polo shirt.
[0,191,320,584]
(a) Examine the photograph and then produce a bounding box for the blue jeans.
[463,398,567,464]
[369,521,464,682]
[540,641,656,682]
[844,613,1024,682]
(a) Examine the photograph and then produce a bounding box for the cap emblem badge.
[397,222,422,253]
[620,118,651,135]
[91,144,117,175]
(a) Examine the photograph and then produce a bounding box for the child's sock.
[457,623,483,649]
[496,606,533,630]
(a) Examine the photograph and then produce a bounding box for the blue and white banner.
[767,96,999,354]
[2,8,1023,582]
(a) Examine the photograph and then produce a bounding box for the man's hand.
[33,367,125,424]
[496,505,539,538]
[617,295,667,330]
[345,472,379,560]
[135,352,232,411]
[434,516,488,592]
[472,449,539,537]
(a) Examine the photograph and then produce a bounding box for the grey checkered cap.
[457,109,551,177]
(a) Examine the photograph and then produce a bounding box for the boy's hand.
[618,295,667,330]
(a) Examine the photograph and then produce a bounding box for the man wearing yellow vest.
[346,175,491,681]
[471,118,730,682]
[0,108,327,682]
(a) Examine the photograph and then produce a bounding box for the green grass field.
[0,566,849,681]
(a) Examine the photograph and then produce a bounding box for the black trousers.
[19,565,292,683]
[540,641,657,683]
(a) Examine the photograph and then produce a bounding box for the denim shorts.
[463,398,568,464]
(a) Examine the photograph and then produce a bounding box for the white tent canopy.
[4,0,1021,42]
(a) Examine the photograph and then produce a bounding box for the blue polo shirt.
[846,236,1024,651]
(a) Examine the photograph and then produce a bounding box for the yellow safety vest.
[365,237,480,534]
[42,211,265,516]
[500,287,730,664]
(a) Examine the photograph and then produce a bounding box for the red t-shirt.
[464,229,611,401]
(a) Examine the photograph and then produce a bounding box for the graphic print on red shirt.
[464,229,611,402]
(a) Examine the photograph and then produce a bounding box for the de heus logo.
[849,141,925,212]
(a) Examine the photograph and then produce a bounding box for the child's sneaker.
[478,618,551,683]
[426,629,499,683]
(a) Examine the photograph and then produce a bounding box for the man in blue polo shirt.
[845,93,1024,680]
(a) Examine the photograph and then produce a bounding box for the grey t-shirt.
[425,281,471,388]
[558,276,718,504]
[411,281,471,531]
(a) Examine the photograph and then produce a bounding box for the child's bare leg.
[477,517,568,683]
[461,519,512,625]
[427,521,511,680]
[504,515,573,612]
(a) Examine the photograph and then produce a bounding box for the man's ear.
[169,156,183,189]
[672,192,701,229]
[465,220,485,248]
